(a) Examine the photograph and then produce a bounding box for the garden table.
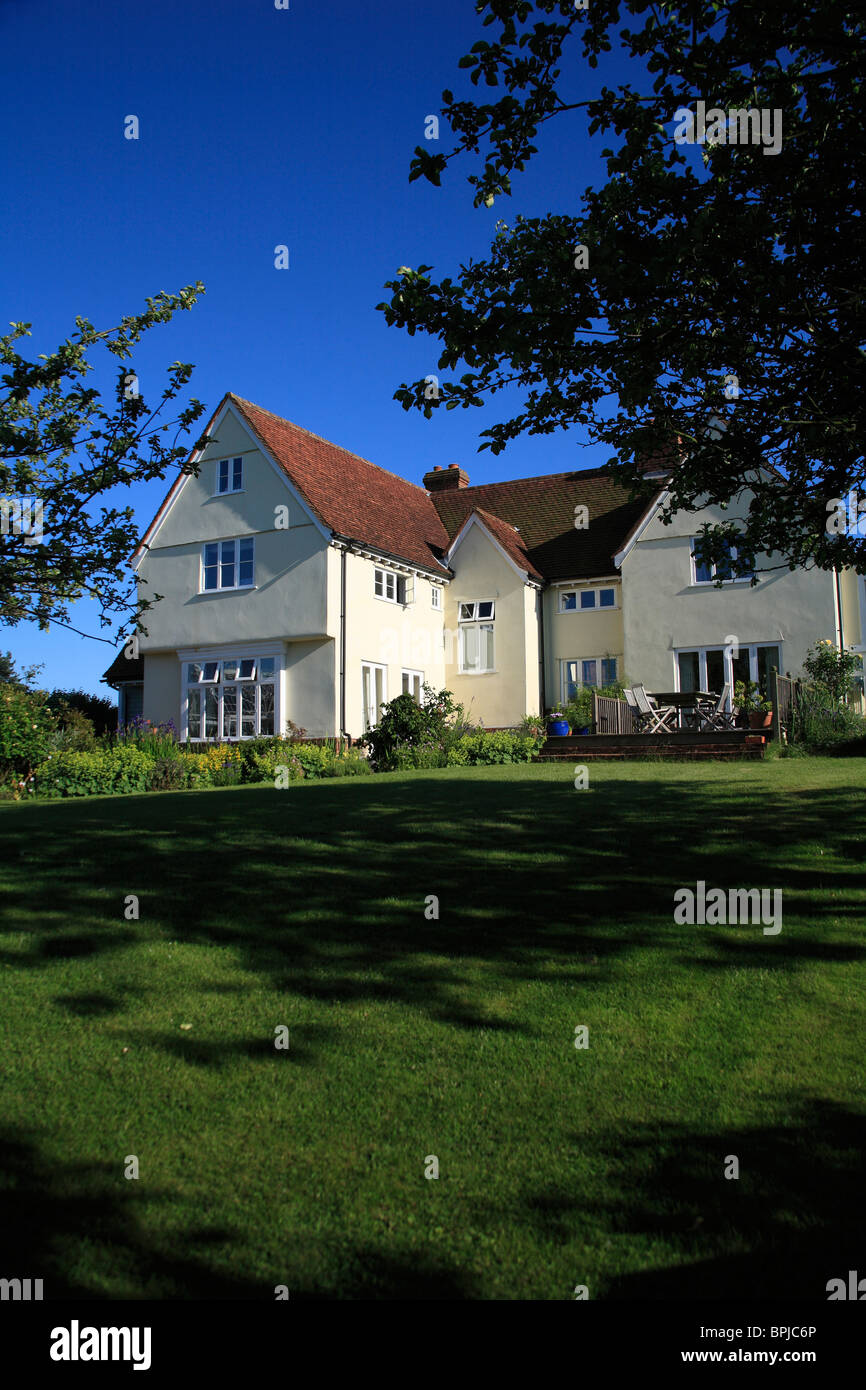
[647,691,717,731]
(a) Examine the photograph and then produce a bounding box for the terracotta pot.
[748,710,773,729]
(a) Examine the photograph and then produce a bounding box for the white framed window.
[362,661,387,731]
[458,624,495,673]
[431,586,442,610]
[561,657,618,701]
[690,537,754,584]
[184,652,277,741]
[202,537,255,592]
[458,599,495,673]
[402,669,423,702]
[559,586,617,612]
[374,567,410,604]
[459,600,495,621]
[216,457,244,494]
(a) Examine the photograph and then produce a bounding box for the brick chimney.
[423,463,470,492]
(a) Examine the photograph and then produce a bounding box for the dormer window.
[217,457,243,494]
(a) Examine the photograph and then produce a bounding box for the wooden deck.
[537,731,767,761]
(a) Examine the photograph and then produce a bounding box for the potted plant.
[734,679,773,730]
[564,687,593,734]
[546,707,571,737]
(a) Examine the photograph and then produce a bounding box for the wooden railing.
[591,691,638,734]
[771,670,805,742]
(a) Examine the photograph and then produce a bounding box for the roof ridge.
[228,394,435,497]
[456,466,621,491]
[472,504,523,537]
[229,397,627,493]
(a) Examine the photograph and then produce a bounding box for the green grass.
[1,759,864,1300]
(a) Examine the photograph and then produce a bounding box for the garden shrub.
[147,757,188,791]
[330,747,372,776]
[169,745,243,788]
[387,727,543,770]
[245,739,371,782]
[802,640,863,702]
[0,683,58,784]
[46,700,98,752]
[792,686,866,750]
[449,730,540,765]
[562,683,624,732]
[33,746,154,798]
[45,688,117,737]
[363,686,469,769]
[391,741,449,771]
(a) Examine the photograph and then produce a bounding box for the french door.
[676,644,782,705]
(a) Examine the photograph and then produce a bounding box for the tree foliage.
[379,1,865,576]
[0,284,208,638]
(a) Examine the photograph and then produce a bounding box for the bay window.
[185,654,277,740]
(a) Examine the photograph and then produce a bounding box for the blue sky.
[1,0,635,696]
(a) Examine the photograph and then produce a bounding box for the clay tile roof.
[229,394,451,574]
[431,470,663,582]
[461,507,546,583]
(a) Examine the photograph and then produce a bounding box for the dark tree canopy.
[0,284,207,640]
[379,0,865,577]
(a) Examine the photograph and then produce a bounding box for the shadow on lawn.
[1,773,864,1048]
[0,1123,263,1298]
[1,1096,863,1299]
[457,1096,865,1301]
[588,1097,866,1300]
[0,1122,473,1299]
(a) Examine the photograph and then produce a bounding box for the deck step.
[537,732,766,761]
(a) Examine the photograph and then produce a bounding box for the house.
[102,392,866,739]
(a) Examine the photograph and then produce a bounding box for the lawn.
[1,758,864,1300]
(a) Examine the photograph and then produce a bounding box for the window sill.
[198,585,258,596]
[690,579,754,588]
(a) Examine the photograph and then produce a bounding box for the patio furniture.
[631,684,678,733]
[623,686,651,730]
[698,683,734,731]
[645,690,715,731]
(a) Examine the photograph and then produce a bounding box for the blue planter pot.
[576,726,590,735]
[547,719,570,737]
